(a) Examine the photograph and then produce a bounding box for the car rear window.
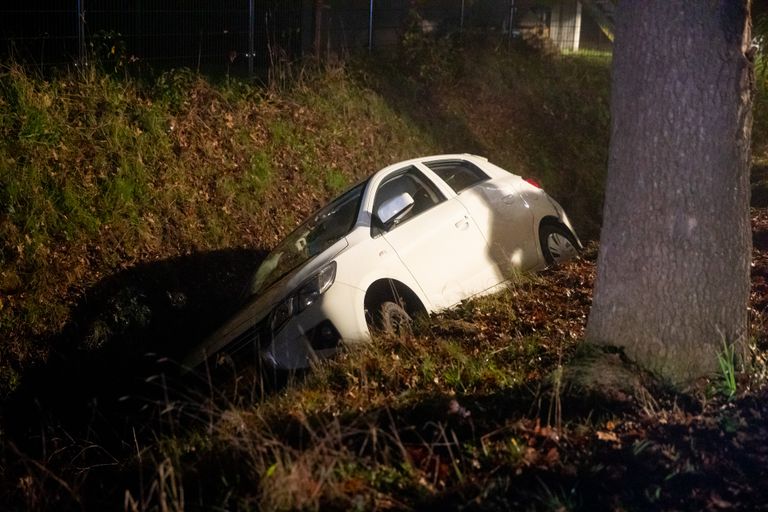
[427,160,490,193]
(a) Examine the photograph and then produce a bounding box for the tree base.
[556,344,681,414]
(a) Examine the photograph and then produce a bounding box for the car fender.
[333,227,433,313]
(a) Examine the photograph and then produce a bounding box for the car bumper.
[259,281,369,370]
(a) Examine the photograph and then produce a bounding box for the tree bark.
[586,0,754,385]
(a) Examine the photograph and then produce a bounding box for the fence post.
[248,0,255,76]
[508,0,516,47]
[77,0,86,66]
[368,0,374,52]
[460,0,465,32]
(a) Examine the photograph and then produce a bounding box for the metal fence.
[0,0,304,76]
[0,1,611,76]
[313,0,516,58]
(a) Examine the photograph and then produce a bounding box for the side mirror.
[376,192,415,230]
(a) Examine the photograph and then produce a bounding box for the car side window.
[371,167,444,236]
[427,160,490,193]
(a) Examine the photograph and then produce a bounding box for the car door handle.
[454,217,470,230]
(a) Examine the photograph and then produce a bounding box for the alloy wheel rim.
[547,233,577,263]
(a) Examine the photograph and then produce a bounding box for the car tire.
[378,301,413,336]
[540,223,579,266]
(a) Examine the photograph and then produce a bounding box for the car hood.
[183,238,350,369]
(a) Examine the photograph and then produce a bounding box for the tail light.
[524,177,542,189]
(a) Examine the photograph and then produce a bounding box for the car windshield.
[250,181,367,294]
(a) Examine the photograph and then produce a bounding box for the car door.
[372,166,500,310]
[425,159,538,273]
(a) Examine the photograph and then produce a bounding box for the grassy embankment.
[0,39,617,509]
[0,43,610,397]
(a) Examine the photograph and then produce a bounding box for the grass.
[172,294,581,511]
[0,62,432,395]
[717,340,738,399]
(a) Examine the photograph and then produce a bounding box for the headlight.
[297,262,336,311]
[270,262,337,331]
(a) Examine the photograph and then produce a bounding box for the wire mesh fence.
[0,1,612,77]
[0,0,304,76]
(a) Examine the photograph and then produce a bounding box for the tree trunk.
[586,0,754,385]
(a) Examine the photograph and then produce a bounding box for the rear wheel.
[540,224,579,265]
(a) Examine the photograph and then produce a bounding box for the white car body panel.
[184,154,581,372]
[381,196,500,309]
[455,178,539,273]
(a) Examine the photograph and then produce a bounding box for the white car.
[185,154,580,371]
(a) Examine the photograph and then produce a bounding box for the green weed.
[246,152,273,194]
[324,168,348,193]
[717,340,738,399]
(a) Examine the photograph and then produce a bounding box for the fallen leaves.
[596,430,620,443]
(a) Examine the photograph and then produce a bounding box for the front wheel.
[540,224,579,266]
[377,301,413,336]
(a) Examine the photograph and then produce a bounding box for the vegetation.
[1,30,767,511]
